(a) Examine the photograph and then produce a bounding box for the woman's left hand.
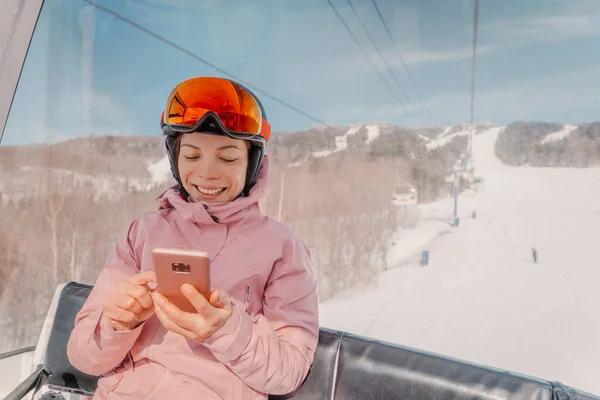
[151,284,233,341]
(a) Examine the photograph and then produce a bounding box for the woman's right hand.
[101,271,156,331]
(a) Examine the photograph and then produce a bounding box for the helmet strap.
[242,145,264,196]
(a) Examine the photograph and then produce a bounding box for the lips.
[194,185,226,196]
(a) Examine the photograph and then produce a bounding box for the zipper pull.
[243,285,250,313]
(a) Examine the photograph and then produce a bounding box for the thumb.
[181,284,211,315]
[209,290,232,310]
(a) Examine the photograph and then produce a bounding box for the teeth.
[197,186,225,195]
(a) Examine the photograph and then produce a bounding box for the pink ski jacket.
[66,155,319,399]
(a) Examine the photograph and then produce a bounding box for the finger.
[152,293,185,321]
[113,294,144,314]
[181,284,212,316]
[116,282,153,309]
[127,284,154,308]
[152,292,195,328]
[104,305,136,323]
[154,302,197,340]
[208,290,232,311]
[137,306,155,322]
[129,271,156,285]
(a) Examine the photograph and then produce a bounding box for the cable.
[82,0,331,127]
[371,0,434,121]
[347,0,412,107]
[468,0,479,165]
[470,0,479,128]
[325,0,407,112]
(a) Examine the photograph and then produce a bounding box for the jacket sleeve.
[66,220,145,376]
[203,234,319,395]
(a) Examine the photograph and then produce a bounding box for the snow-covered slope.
[541,124,577,144]
[285,122,468,168]
[320,126,600,394]
[426,126,468,150]
[147,155,172,186]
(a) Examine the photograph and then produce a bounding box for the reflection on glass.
[1,0,599,394]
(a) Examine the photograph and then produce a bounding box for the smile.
[195,186,226,196]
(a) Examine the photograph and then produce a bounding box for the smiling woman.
[1,0,600,397]
[177,134,251,202]
[63,76,320,399]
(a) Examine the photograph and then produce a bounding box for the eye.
[221,158,238,164]
[184,155,199,161]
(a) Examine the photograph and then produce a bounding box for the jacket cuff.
[89,308,145,346]
[203,304,252,362]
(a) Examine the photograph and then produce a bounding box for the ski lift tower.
[468,124,474,172]
[449,154,467,227]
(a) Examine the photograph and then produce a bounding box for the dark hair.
[172,134,183,163]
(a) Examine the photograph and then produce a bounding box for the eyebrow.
[217,145,242,151]
[181,144,242,151]
[181,143,242,151]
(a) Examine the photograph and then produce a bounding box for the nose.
[197,157,220,180]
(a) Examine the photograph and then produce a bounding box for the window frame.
[0,0,44,143]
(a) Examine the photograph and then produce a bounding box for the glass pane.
[1,0,598,394]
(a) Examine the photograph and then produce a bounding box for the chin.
[204,191,232,203]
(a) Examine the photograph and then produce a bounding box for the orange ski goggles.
[160,76,271,145]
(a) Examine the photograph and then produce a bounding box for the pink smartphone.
[152,247,211,313]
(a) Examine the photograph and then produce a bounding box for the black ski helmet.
[160,77,270,199]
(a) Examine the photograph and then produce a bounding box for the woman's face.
[178,133,249,203]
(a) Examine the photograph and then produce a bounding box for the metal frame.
[0,0,45,143]
[0,346,35,361]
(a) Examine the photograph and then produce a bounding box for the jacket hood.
[156,154,271,226]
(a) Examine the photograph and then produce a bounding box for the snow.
[365,125,380,144]
[2,126,599,396]
[0,351,33,399]
[1,165,163,203]
[311,149,334,158]
[320,126,600,394]
[147,155,172,185]
[290,125,376,165]
[312,126,360,158]
[541,124,577,144]
[386,216,451,268]
[426,125,470,150]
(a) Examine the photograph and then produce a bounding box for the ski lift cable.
[370,0,435,122]
[346,0,415,111]
[467,0,479,166]
[470,0,479,129]
[82,0,332,128]
[450,0,479,224]
[325,0,408,113]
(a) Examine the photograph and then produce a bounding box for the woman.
[67,76,319,399]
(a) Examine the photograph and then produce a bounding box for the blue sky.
[2,0,600,145]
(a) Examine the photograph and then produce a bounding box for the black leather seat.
[270,329,341,400]
[334,333,552,400]
[6,281,600,400]
[42,282,98,396]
